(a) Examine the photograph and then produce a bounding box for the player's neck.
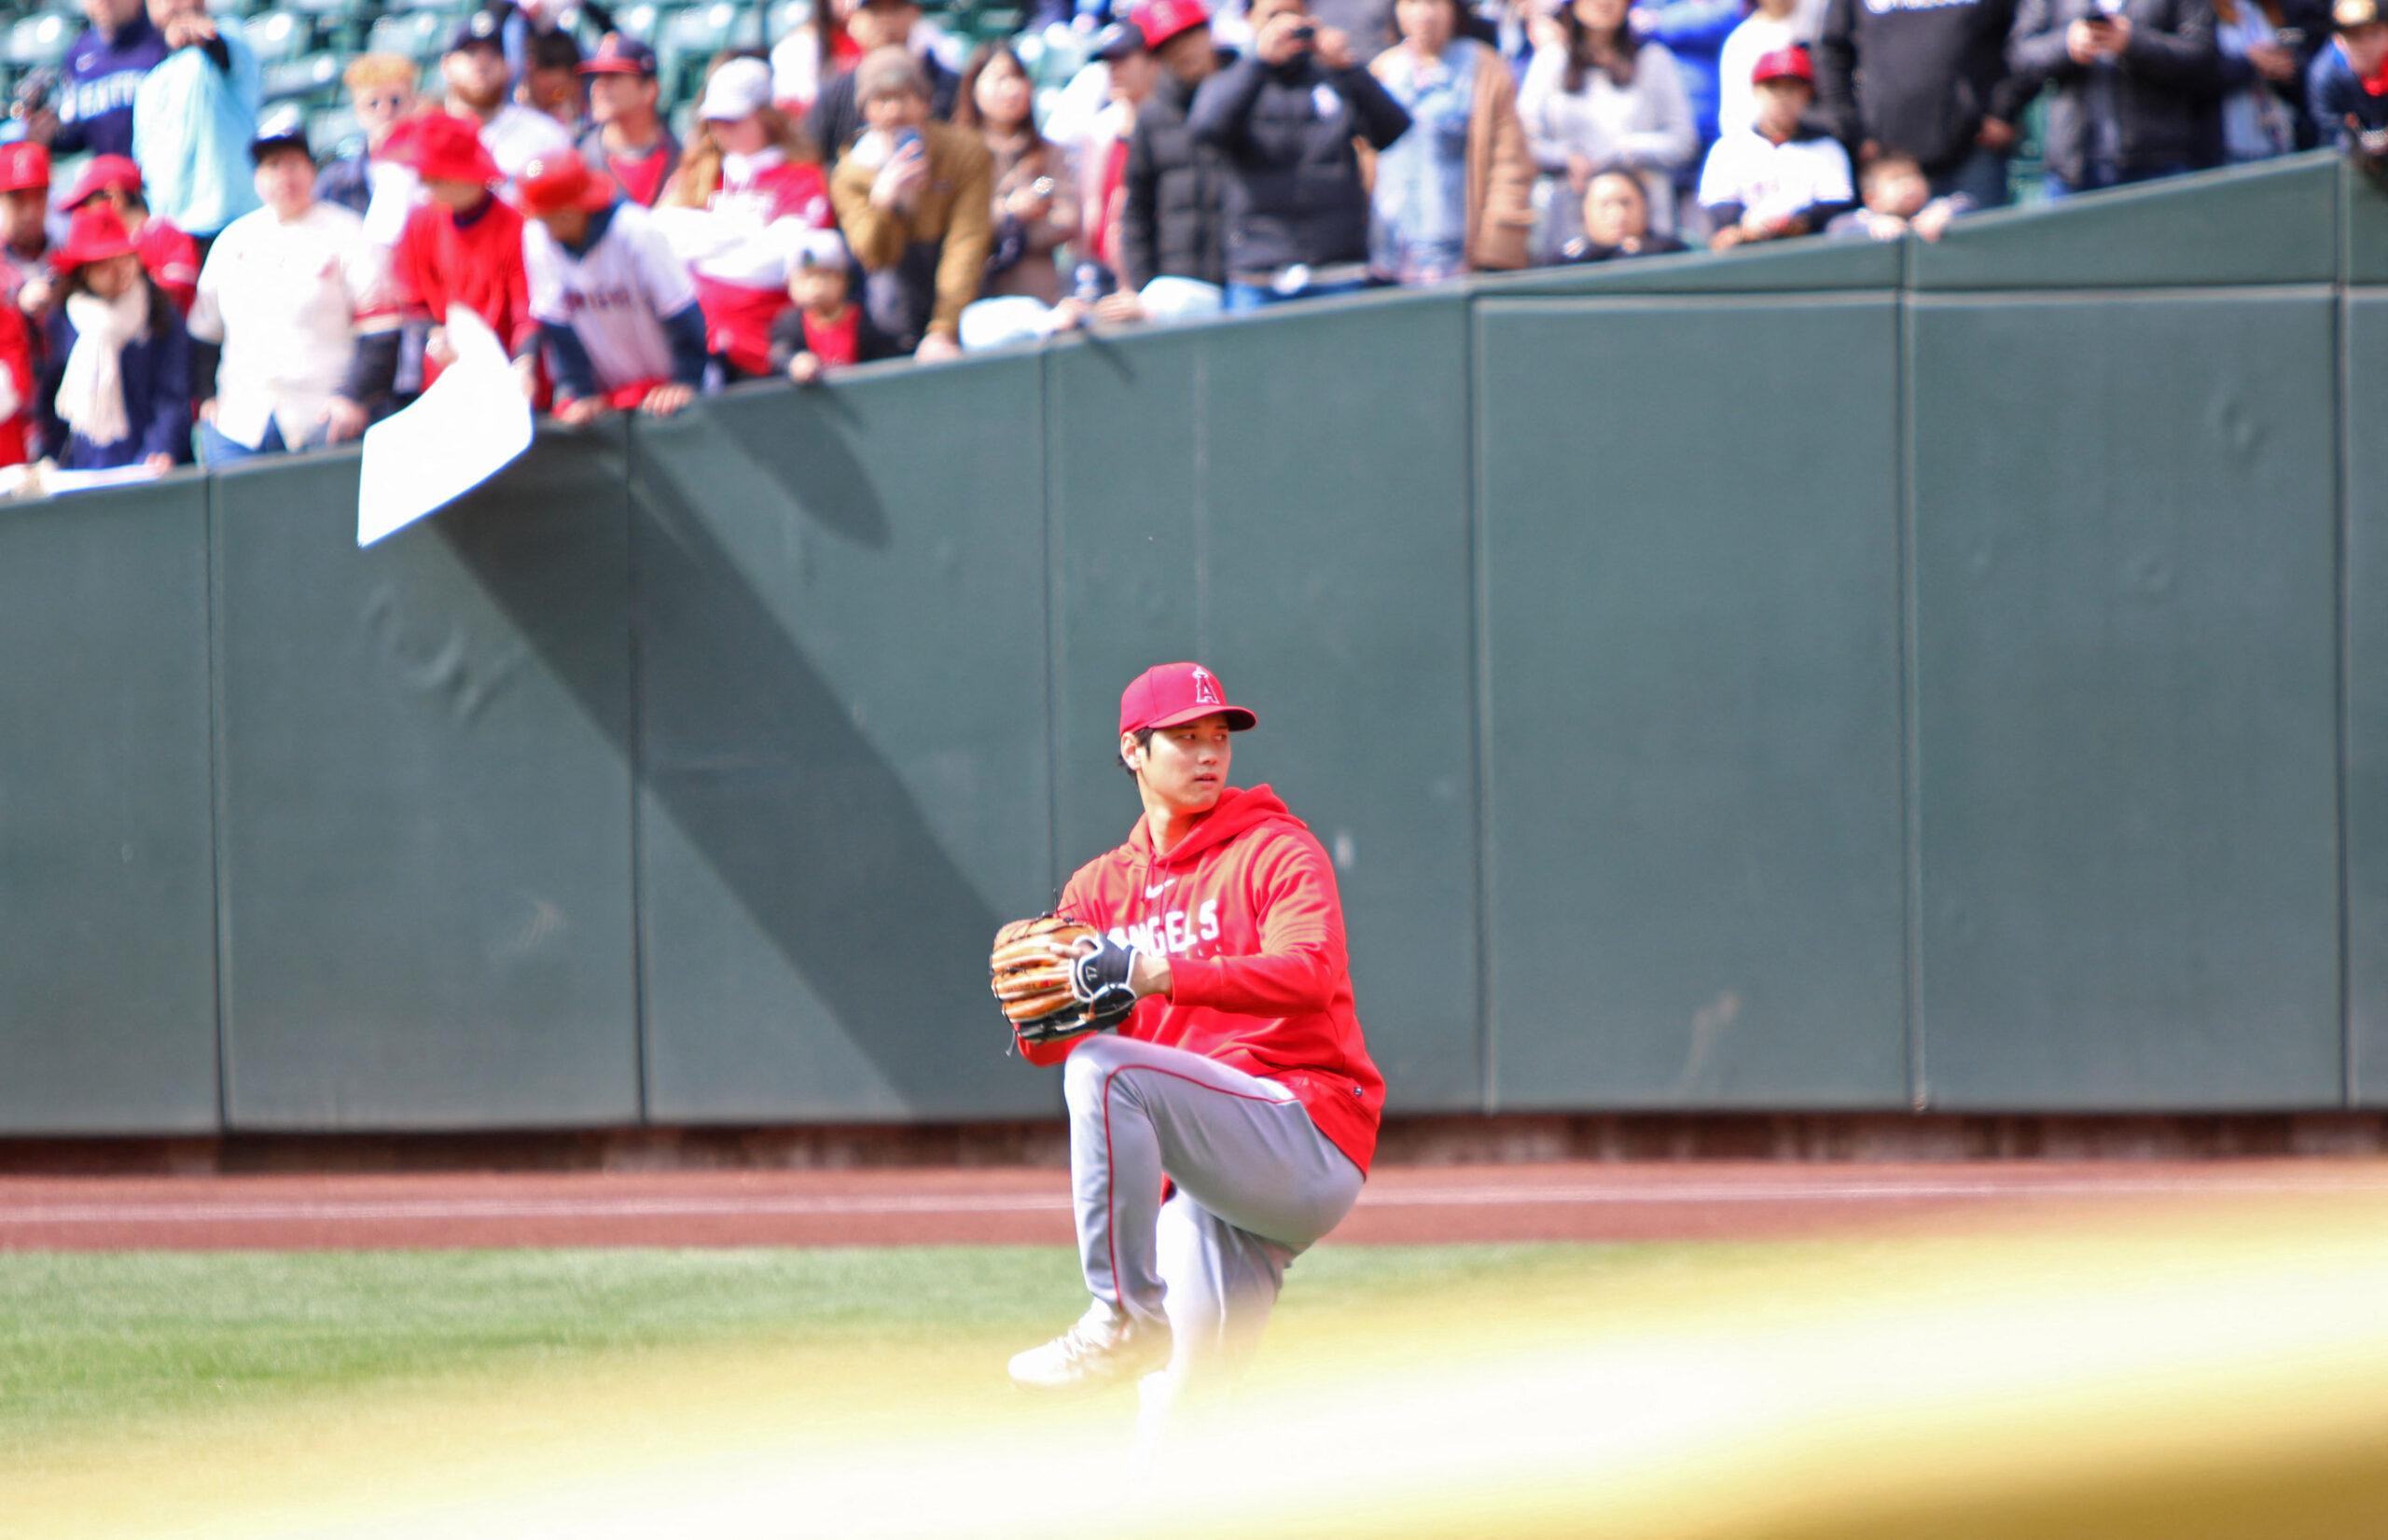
[1141,799,1203,858]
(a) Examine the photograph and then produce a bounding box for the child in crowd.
[59,156,201,314]
[1698,45,1853,251]
[520,149,707,422]
[1826,153,1969,242]
[1715,0,1810,143]
[35,203,192,471]
[1559,167,1689,261]
[769,229,898,382]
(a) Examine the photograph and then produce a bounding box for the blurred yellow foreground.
[24,1190,2388,1540]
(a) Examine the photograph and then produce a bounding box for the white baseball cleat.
[1007,1299,1172,1392]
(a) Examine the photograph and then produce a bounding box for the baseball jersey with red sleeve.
[1028,784,1385,1175]
[390,194,535,375]
[524,201,699,393]
[0,300,34,466]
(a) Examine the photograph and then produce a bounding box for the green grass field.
[1,1240,1767,1459]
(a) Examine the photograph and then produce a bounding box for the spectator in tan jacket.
[828,47,993,360]
[1369,0,1536,281]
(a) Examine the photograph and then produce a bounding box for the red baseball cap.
[579,31,658,76]
[389,110,501,186]
[62,153,143,211]
[50,203,137,274]
[517,150,615,215]
[1118,661,1256,736]
[1751,44,1813,84]
[1130,0,1210,49]
[0,140,49,195]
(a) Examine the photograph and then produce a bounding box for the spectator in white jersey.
[520,149,707,423]
[443,7,574,181]
[187,107,395,465]
[1700,45,1854,249]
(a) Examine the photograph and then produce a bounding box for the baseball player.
[1001,661,1383,1394]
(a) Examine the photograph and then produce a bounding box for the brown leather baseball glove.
[989,914,1139,1046]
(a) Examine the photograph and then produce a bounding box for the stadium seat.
[4,12,73,68]
[658,0,739,100]
[310,103,364,159]
[366,10,450,62]
[242,11,311,63]
[611,1,664,41]
[263,51,342,104]
[766,0,810,45]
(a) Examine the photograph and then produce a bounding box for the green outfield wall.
[1,151,2377,1133]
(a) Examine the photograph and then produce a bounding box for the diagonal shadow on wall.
[442,407,1010,1115]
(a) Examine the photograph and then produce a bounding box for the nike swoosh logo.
[1144,879,1174,898]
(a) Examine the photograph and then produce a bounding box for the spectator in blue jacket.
[130,0,263,246]
[32,0,168,160]
[1633,0,1742,146]
[35,202,191,471]
[2309,0,2388,146]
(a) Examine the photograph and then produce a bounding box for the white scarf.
[721,146,785,191]
[58,284,149,450]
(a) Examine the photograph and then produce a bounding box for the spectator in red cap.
[577,34,682,208]
[954,44,1081,305]
[187,108,394,465]
[519,150,707,423]
[656,55,834,379]
[0,143,58,310]
[1698,45,1853,249]
[35,202,191,472]
[1368,0,1535,282]
[61,154,200,314]
[1123,0,1232,292]
[372,112,537,393]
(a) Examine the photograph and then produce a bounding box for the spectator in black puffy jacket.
[1122,0,1232,291]
[2007,0,2221,195]
[1188,0,1411,310]
[1815,0,2027,208]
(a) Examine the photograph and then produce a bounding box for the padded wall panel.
[632,364,1058,1121]
[0,478,218,1132]
[1909,296,2339,1107]
[214,439,640,1128]
[1477,297,1909,1108]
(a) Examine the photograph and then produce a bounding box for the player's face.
[1127,714,1234,814]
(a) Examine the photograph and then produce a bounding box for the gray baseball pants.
[1064,1033,1365,1374]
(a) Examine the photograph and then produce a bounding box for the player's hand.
[914,331,963,363]
[554,395,607,425]
[787,349,824,383]
[2066,18,2106,62]
[320,395,368,442]
[872,142,928,210]
[162,12,216,49]
[2100,13,2131,50]
[1976,116,2016,151]
[1312,23,1356,68]
[1256,11,1312,64]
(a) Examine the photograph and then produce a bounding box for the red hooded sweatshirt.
[1020,784,1385,1176]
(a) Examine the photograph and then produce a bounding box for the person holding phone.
[2007,0,2221,196]
[826,47,993,359]
[1187,0,1412,309]
[2208,0,2309,160]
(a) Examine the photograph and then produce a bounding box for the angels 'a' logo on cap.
[1190,666,1220,706]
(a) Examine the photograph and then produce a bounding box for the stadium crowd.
[0,0,2376,470]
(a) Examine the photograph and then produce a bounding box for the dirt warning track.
[6,1158,2387,1251]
